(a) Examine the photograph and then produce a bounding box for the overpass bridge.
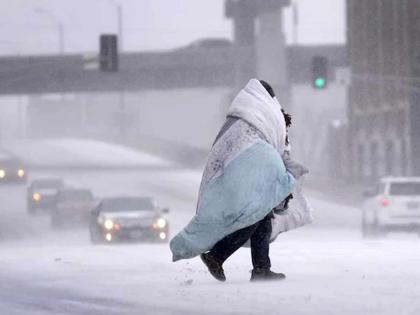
[0,45,345,95]
[0,49,236,95]
[0,0,345,96]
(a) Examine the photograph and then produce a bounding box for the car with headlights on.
[51,188,96,228]
[89,196,170,244]
[362,177,420,237]
[27,178,64,214]
[0,152,27,184]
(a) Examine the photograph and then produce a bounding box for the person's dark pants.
[209,213,273,269]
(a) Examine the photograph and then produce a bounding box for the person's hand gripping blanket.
[170,78,313,262]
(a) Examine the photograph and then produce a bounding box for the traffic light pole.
[117,4,125,137]
[103,0,123,51]
[117,4,123,52]
[118,90,126,136]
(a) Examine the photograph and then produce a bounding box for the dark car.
[89,196,169,244]
[0,152,27,184]
[27,178,64,214]
[51,188,96,228]
[175,38,232,52]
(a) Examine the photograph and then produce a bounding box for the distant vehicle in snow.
[27,178,64,214]
[176,38,232,52]
[0,152,27,184]
[51,188,96,229]
[362,177,420,237]
[89,196,170,244]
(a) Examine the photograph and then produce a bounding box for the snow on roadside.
[1,138,173,168]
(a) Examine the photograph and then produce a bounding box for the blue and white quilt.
[170,79,313,261]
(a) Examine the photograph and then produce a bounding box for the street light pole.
[59,23,64,55]
[35,8,64,55]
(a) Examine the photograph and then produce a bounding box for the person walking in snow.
[170,79,311,282]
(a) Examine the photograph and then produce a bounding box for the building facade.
[347,0,420,182]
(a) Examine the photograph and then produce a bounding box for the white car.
[362,177,420,237]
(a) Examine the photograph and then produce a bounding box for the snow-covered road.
[0,140,419,314]
[2,236,420,315]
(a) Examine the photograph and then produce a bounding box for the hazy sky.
[0,0,345,56]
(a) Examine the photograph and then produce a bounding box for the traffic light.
[311,56,328,89]
[100,34,118,72]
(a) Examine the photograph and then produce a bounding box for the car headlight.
[105,233,113,242]
[0,169,5,178]
[32,193,41,201]
[153,218,167,229]
[104,219,114,230]
[17,169,25,177]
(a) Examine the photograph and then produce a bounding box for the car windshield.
[0,158,21,168]
[101,198,155,212]
[59,190,93,202]
[389,183,420,196]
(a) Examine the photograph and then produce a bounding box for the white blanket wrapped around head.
[227,79,287,155]
[230,80,313,243]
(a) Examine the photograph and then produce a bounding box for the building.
[347,0,420,182]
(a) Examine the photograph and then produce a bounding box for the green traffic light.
[314,77,326,89]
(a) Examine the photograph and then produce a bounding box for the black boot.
[200,252,226,282]
[250,268,286,282]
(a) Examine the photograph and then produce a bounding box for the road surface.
[0,142,419,315]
